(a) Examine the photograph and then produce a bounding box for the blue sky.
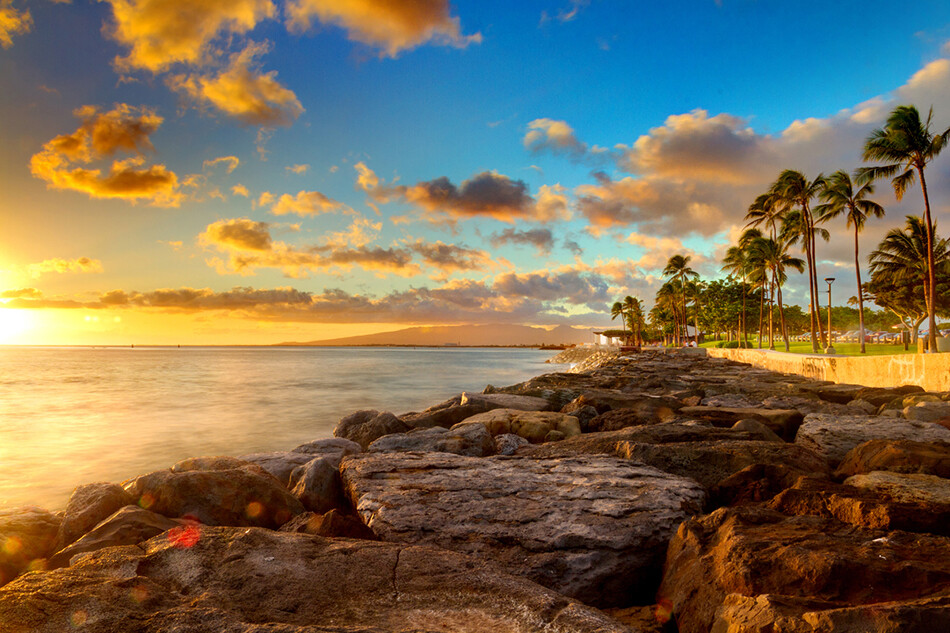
[1,0,949,344]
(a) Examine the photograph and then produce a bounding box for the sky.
[1,0,950,345]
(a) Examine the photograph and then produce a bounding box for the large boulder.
[844,470,950,506]
[290,437,362,466]
[677,406,803,440]
[288,457,344,514]
[835,439,950,478]
[278,509,379,540]
[341,452,706,607]
[573,391,684,415]
[231,452,314,485]
[460,391,551,411]
[659,505,950,633]
[798,382,865,404]
[617,440,830,489]
[55,482,133,550]
[333,410,410,450]
[398,395,494,430]
[0,527,631,633]
[48,505,181,568]
[904,400,950,423]
[795,413,950,467]
[586,406,677,432]
[0,507,60,587]
[854,385,925,407]
[368,422,495,457]
[123,465,304,528]
[463,409,581,443]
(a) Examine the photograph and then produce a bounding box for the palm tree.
[655,282,681,345]
[663,254,699,344]
[749,236,805,352]
[610,301,627,342]
[868,215,950,349]
[816,170,886,353]
[745,191,784,239]
[770,169,826,352]
[722,245,750,344]
[737,228,766,347]
[623,295,644,346]
[859,105,950,352]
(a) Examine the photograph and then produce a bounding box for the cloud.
[624,233,708,271]
[167,42,303,126]
[492,268,611,310]
[284,0,481,57]
[27,257,104,277]
[285,163,310,175]
[270,189,351,216]
[321,216,381,249]
[30,104,182,206]
[1,288,41,299]
[203,155,240,173]
[407,239,493,274]
[0,0,31,49]
[539,0,590,25]
[102,0,276,73]
[491,228,556,255]
[524,118,587,156]
[535,184,572,221]
[201,218,272,251]
[232,184,250,197]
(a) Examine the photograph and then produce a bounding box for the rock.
[123,466,303,528]
[48,505,181,568]
[904,400,950,423]
[558,401,599,432]
[835,439,950,478]
[903,393,944,407]
[494,433,529,455]
[603,604,673,633]
[730,419,783,443]
[171,455,250,472]
[463,409,581,443]
[460,391,550,411]
[854,385,925,407]
[846,398,878,415]
[678,406,803,440]
[799,382,864,404]
[700,394,757,408]
[55,482,133,550]
[766,476,950,536]
[288,457,343,514]
[795,413,950,467]
[290,437,362,466]
[0,507,60,587]
[575,390,683,415]
[587,405,677,432]
[617,440,830,489]
[278,509,379,540]
[341,452,706,607]
[0,527,631,632]
[368,422,495,457]
[658,505,950,633]
[235,451,315,485]
[398,395,495,430]
[710,463,822,507]
[492,372,603,409]
[844,471,950,506]
[333,410,410,450]
[544,429,566,442]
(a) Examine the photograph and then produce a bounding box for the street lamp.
[824,277,835,354]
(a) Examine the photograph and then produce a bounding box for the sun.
[0,308,32,344]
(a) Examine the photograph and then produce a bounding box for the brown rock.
[234,451,315,485]
[710,463,822,507]
[288,456,344,514]
[835,439,950,478]
[463,409,581,443]
[678,406,803,440]
[0,507,60,587]
[854,385,925,407]
[798,383,864,404]
[55,482,133,550]
[48,505,181,568]
[0,527,631,632]
[588,405,677,432]
[368,421,496,457]
[659,505,950,633]
[617,440,830,489]
[333,410,410,450]
[575,390,684,415]
[279,509,379,540]
[123,466,303,528]
[171,455,250,472]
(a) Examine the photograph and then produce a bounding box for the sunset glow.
[2,1,949,345]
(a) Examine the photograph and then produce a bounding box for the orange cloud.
[232,184,250,197]
[30,104,182,206]
[285,163,309,175]
[28,257,104,277]
[270,189,351,217]
[167,42,303,126]
[285,0,481,57]
[203,155,240,173]
[201,218,272,251]
[102,0,276,73]
[407,239,493,275]
[524,118,586,156]
[1,287,41,299]
[0,0,31,49]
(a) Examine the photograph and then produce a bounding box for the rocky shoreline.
[2,349,950,631]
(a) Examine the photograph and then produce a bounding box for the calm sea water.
[0,346,564,511]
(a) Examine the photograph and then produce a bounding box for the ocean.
[0,346,564,511]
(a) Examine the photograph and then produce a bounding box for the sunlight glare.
[0,308,32,344]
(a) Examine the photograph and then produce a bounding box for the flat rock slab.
[795,413,950,467]
[463,409,581,443]
[835,439,950,478]
[341,452,706,608]
[461,392,551,411]
[844,470,950,506]
[0,527,632,633]
[678,406,803,440]
[368,422,495,457]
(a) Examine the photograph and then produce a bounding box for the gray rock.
[290,437,362,467]
[333,410,410,450]
[0,527,631,633]
[55,482,133,550]
[463,409,581,443]
[369,422,495,457]
[904,401,950,423]
[236,451,315,485]
[341,452,706,607]
[289,457,343,514]
[460,391,550,411]
[795,413,950,467]
[559,402,599,432]
[731,418,783,443]
[847,398,879,415]
[494,433,529,455]
[49,505,180,568]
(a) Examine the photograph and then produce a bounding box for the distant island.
[276,324,595,347]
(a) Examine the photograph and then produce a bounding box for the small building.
[592,331,624,347]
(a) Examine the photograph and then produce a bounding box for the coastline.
[2,349,950,631]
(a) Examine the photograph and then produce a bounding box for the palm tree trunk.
[768,279,775,350]
[803,218,820,352]
[855,225,866,354]
[918,166,939,353]
[778,284,790,351]
[741,278,747,344]
[757,283,765,349]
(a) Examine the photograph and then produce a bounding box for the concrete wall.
[706,347,950,392]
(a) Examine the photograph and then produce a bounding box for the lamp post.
[824,277,835,354]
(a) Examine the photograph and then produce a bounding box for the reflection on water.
[0,346,562,510]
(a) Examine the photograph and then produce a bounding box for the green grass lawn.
[700,339,919,356]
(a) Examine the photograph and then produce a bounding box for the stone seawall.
[707,347,950,391]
